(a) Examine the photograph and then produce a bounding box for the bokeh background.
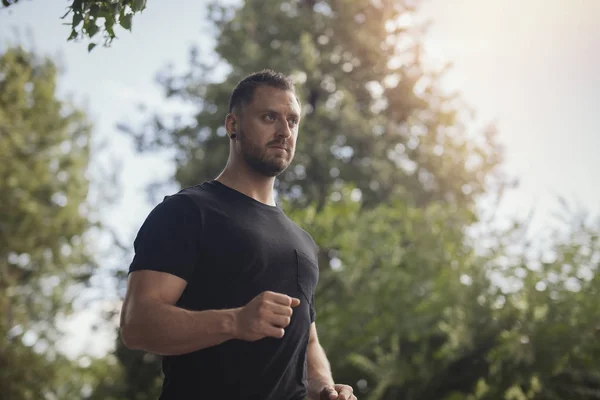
[1,0,599,398]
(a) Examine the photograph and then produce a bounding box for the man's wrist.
[308,377,335,398]
[219,308,239,340]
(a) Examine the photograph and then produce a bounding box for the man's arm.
[120,270,299,356]
[119,270,238,356]
[307,323,356,400]
[307,322,335,398]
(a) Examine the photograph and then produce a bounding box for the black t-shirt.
[129,180,319,400]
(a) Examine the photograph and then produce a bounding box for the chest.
[187,207,319,309]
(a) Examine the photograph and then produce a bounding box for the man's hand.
[234,291,300,341]
[319,384,356,400]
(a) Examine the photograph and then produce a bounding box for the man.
[120,70,356,400]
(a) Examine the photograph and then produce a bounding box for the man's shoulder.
[143,182,224,224]
[166,181,222,209]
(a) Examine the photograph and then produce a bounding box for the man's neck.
[215,164,277,206]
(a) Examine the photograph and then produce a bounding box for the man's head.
[225,70,301,177]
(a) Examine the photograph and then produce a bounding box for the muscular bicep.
[127,270,187,303]
[120,270,187,327]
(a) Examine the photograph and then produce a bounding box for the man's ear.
[225,113,237,136]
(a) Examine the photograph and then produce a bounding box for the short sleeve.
[129,195,201,282]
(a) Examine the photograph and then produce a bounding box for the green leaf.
[67,29,78,41]
[89,4,100,18]
[85,21,99,38]
[104,15,116,38]
[131,0,147,12]
[70,0,82,12]
[120,14,132,31]
[72,11,83,27]
[87,43,97,52]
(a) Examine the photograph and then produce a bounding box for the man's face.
[235,86,301,177]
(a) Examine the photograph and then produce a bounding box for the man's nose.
[275,119,293,139]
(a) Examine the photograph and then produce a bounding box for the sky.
[1,0,599,360]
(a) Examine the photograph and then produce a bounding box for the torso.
[161,181,319,400]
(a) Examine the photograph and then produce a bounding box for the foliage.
[0,340,122,400]
[285,188,496,399]
[1,0,147,51]
[286,190,600,399]
[0,46,97,396]
[471,209,600,400]
[85,336,163,400]
[120,0,504,210]
[0,338,59,399]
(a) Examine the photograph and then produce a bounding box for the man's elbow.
[119,324,137,349]
[119,311,144,350]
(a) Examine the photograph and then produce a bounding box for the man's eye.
[289,119,299,126]
[265,114,276,121]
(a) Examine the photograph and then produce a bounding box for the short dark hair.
[228,69,298,113]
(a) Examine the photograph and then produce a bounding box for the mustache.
[266,141,290,150]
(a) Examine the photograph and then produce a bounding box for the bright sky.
[1,0,598,360]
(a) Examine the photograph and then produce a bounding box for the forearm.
[121,299,237,356]
[307,340,335,399]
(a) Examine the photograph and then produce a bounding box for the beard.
[238,129,293,177]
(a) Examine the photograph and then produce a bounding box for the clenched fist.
[234,291,301,341]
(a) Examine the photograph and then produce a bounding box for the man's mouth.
[268,145,288,151]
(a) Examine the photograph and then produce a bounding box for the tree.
[121,0,504,210]
[1,0,147,51]
[0,46,98,397]
[285,190,600,399]
[284,188,498,399]
[467,207,600,400]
